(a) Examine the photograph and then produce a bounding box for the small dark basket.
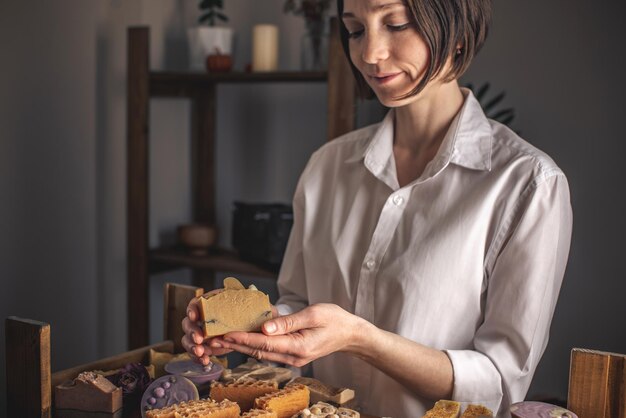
[232,202,294,271]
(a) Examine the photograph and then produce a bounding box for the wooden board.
[6,317,51,418]
[568,348,626,418]
[164,283,204,353]
[50,340,174,389]
[327,17,356,141]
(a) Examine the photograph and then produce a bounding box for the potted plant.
[187,0,233,72]
[284,0,332,70]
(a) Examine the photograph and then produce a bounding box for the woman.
[182,1,572,416]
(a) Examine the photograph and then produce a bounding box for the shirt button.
[365,259,376,270]
[392,195,405,206]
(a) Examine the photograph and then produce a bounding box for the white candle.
[252,24,279,72]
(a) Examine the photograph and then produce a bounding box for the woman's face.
[341,0,430,107]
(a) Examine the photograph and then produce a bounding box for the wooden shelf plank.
[149,246,278,279]
[150,71,328,97]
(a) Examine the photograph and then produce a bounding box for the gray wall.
[460,1,626,398]
[1,1,625,416]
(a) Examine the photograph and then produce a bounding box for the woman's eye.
[348,29,364,39]
[387,23,411,32]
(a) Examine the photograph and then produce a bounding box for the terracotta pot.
[187,26,233,71]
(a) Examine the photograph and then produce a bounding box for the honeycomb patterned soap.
[145,398,240,418]
[461,404,493,417]
[242,409,279,418]
[210,378,279,411]
[200,277,272,338]
[422,400,461,418]
[254,384,310,418]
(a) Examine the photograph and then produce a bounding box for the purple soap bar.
[164,360,223,385]
[140,375,199,418]
[510,401,578,418]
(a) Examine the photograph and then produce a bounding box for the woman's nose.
[361,32,389,64]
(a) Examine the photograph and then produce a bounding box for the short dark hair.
[337,0,492,99]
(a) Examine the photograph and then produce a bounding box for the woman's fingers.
[182,334,233,360]
[181,334,202,358]
[262,306,318,336]
[182,317,204,345]
[217,338,302,366]
[186,298,201,322]
[216,331,304,357]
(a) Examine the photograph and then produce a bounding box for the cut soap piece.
[55,371,122,413]
[288,376,355,406]
[422,400,461,418]
[145,398,240,418]
[254,383,310,418]
[210,379,279,411]
[200,277,272,338]
[461,404,493,417]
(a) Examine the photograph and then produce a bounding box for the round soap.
[510,401,578,418]
[164,360,223,385]
[140,374,199,417]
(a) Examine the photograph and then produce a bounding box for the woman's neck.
[392,80,464,186]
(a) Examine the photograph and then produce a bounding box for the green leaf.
[490,108,515,122]
[500,114,515,126]
[216,12,228,22]
[199,11,215,25]
[475,82,491,102]
[482,91,506,113]
[199,0,211,9]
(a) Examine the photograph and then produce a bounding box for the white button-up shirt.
[276,89,572,418]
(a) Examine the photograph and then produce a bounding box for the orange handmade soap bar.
[200,277,272,338]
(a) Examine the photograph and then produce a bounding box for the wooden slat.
[568,348,626,418]
[127,26,151,349]
[51,340,174,389]
[327,17,356,141]
[164,283,204,353]
[6,317,51,418]
[191,86,217,291]
[618,359,626,418]
[612,353,626,418]
[191,87,216,226]
[150,71,327,97]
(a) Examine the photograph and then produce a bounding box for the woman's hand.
[210,303,365,367]
[181,289,233,365]
[181,290,281,365]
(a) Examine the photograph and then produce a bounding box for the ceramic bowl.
[177,224,217,256]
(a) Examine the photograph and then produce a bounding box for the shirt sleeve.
[275,159,313,316]
[445,172,573,415]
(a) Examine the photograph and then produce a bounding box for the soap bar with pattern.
[200,277,272,338]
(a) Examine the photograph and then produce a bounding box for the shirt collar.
[345,88,493,186]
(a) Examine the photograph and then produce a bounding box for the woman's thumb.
[262,312,303,335]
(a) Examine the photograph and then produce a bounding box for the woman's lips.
[369,72,402,85]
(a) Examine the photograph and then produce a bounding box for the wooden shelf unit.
[126,22,356,349]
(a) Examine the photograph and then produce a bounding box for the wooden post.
[127,26,150,349]
[327,17,356,142]
[164,283,204,353]
[191,86,217,225]
[5,317,51,418]
[568,348,626,418]
[191,87,217,291]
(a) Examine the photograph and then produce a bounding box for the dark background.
[1,1,625,415]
